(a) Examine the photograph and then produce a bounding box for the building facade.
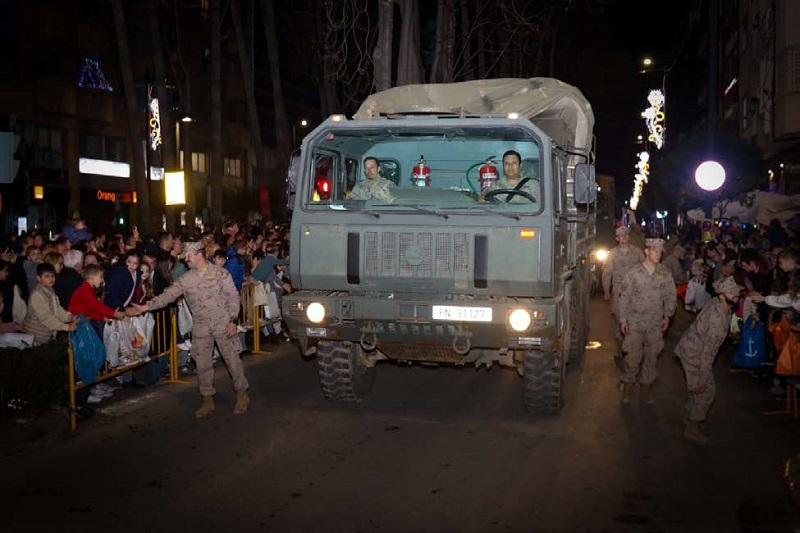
[0,0,259,236]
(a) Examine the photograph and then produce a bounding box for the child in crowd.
[22,263,76,346]
[68,264,126,326]
[136,262,155,303]
[212,249,228,269]
[23,246,42,294]
[67,264,125,403]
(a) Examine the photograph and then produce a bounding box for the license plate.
[306,327,327,337]
[431,306,492,322]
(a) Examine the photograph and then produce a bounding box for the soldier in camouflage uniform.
[617,238,676,404]
[675,276,742,443]
[130,242,250,418]
[480,150,538,204]
[348,157,396,202]
[602,226,645,355]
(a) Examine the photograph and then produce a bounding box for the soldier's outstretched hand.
[127,304,147,317]
[225,322,237,338]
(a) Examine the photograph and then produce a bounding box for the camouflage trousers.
[192,325,249,397]
[620,325,665,384]
[679,358,715,421]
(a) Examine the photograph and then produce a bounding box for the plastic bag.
[265,287,280,319]
[177,299,193,336]
[118,315,155,359]
[103,321,121,367]
[252,282,269,307]
[769,315,792,354]
[777,333,800,376]
[12,285,27,324]
[69,317,106,385]
[732,316,768,368]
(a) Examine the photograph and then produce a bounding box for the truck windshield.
[303,126,543,215]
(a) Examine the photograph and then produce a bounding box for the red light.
[315,177,331,199]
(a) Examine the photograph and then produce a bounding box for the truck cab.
[283,78,596,414]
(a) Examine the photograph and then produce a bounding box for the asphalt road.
[2,296,800,532]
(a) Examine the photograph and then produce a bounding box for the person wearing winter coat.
[22,263,76,346]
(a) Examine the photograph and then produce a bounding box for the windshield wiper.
[372,203,450,219]
[451,205,521,221]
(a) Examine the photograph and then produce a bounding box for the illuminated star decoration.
[77,55,113,92]
[629,151,650,210]
[641,89,665,149]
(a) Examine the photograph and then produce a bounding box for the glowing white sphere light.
[694,161,726,191]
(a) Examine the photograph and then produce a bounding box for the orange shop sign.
[96,190,137,203]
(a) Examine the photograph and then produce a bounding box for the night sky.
[554,0,704,201]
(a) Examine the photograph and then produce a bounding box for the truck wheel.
[523,350,563,414]
[317,340,375,403]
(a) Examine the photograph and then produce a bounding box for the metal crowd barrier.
[240,281,275,355]
[67,308,185,431]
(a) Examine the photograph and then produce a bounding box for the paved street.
[2,296,800,532]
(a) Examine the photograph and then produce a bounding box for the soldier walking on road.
[602,226,645,357]
[617,238,676,404]
[675,276,743,444]
[129,242,250,418]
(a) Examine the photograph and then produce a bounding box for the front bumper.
[283,292,560,353]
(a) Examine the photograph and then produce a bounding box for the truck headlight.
[306,302,326,323]
[594,248,609,262]
[508,309,532,332]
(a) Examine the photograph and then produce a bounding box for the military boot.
[640,384,655,405]
[621,383,633,405]
[233,390,250,415]
[683,420,709,444]
[195,396,215,418]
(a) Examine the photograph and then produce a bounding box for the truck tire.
[317,340,375,403]
[523,350,563,414]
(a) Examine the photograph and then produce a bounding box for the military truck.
[283,78,596,414]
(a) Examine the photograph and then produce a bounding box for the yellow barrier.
[240,282,275,355]
[67,308,185,431]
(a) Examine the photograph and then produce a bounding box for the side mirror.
[285,149,301,211]
[573,163,597,204]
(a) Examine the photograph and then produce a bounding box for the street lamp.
[695,160,726,191]
[643,57,653,67]
[293,119,308,148]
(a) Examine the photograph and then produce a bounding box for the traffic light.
[0,131,21,183]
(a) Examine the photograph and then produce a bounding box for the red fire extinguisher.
[412,155,430,187]
[479,158,498,191]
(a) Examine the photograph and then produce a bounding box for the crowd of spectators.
[0,214,292,419]
[663,216,800,394]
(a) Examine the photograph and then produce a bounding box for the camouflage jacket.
[482,176,539,204]
[662,254,687,284]
[618,262,676,329]
[147,264,241,328]
[674,297,730,383]
[349,177,396,202]
[602,245,645,295]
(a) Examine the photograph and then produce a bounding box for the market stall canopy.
[353,78,595,152]
[686,191,800,225]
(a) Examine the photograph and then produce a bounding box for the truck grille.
[363,231,470,289]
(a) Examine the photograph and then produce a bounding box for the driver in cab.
[348,157,395,202]
[479,150,537,204]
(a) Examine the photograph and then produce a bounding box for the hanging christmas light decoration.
[641,90,665,149]
[149,89,162,152]
[77,55,113,92]
[629,151,650,210]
